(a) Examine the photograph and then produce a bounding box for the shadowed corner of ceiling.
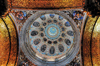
[0,0,9,17]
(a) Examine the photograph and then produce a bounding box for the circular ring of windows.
[20,11,80,66]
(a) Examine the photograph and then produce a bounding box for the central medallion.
[49,27,57,35]
[45,24,61,40]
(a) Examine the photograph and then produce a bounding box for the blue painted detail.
[71,40,73,44]
[68,46,70,49]
[31,25,33,28]
[50,14,55,18]
[64,49,66,53]
[22,11,27,17]
[17,11,27,20]
[31,40,33,44]
[45,24,60,40]
[59,16,63,20]
[30,36,32,39]
[42,53,46,54]
[73,11,83,20]
[40,15,46,20]
[73,36,74,39]
[73,11,76,16]
[65,21,71,26]
[33,46,37,49]
[38,49,40,52]
[78,16,83,20]
[29,30,32,32]
[59,53,62,55]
